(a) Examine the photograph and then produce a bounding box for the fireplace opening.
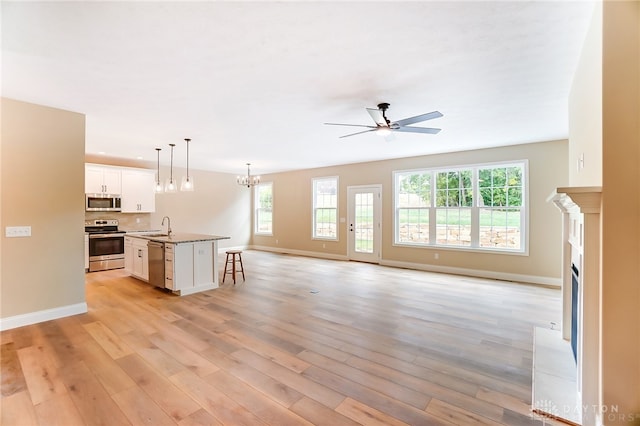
[571,263,579,362]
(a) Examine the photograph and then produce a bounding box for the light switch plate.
[5,226,31,237]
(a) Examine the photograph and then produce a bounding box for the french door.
[347,185,382,263]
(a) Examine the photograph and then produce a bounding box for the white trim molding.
[0,302,88,331]
[380,259,560,287]
[251,245,349,261]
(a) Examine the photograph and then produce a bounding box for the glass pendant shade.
[165,143,177,193]
[165,178,177,193]
[180,138,194,191]
[180,176,194,191]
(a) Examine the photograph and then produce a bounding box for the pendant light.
[165,143,177,193]
[180,138,194,191]
[237,163,260,187]
[154,148,164,193]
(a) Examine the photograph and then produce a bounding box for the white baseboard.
[250,245,349,261]
[0,302,88,331]
[380,259,561,287]
[249,246,559,287]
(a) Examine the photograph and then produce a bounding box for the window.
[312,177,338,239]
[254,182,273,235]
[394,161,526,252]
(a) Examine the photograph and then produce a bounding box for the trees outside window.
[394,162,526,252]
[313,177,338,239]
[255,182,273,235]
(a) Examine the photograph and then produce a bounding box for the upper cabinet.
[121,169,156,213]
[85,164,122,194]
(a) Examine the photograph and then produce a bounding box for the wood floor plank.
[302,364,445,425]
[426,398,504,426]
[0,390,39,426]
[230,348,346,409]
[17,345,67,405]
[82,321,133,359]
[289,396,362,426]
[148,332,218,377]
[33,393,86,426]
[298,349,430,409]
[204,369,314,425]
[119,330,187,378]
[169,369,269,426]
[177,408,223,426]
[116,353,201,422]
[112,386,178,426]
[59,360,131,426]
[202,349,305,408]
[1,342,28,397]
[223,327,311,373]
[77,340,136,395]
[335,397,415,426]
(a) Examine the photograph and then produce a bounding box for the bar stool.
[223,249,245,284]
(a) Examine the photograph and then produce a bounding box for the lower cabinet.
[165,242,216,294]
[125,236,149,281]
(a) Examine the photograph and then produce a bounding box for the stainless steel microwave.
[86,194,121,212]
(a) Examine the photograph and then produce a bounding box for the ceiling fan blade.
[394,126,441,134]
[324,122,377,129]
[366,108,387,126]
[339,129,377,138]
[393,111,443,127]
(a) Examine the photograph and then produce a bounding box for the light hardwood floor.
[1,250,567,425]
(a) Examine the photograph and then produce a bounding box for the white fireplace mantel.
[544,186,602,426]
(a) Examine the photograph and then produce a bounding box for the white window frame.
[312,176,339,240]
[254,182,273,236]
[393,160,528,254]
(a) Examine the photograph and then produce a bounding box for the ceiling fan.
[325,103,443,139]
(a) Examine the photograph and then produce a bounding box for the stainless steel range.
[85,219,125,272]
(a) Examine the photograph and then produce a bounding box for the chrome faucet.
[161,216,172,237]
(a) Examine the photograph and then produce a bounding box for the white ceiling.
[2,1,595,175]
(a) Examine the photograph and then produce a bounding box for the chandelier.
[237,163,260,187]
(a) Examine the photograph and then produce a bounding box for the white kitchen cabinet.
[129,237,149,281]
[121,169,156,213]
[165,241,216,295]
[85,164,121,194]
[124,236,134,273]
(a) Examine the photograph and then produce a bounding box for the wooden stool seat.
[223,250,245,284]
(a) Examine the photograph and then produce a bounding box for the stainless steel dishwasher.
[147,241,165,288]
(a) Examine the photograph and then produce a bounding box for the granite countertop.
[127,233,230,244]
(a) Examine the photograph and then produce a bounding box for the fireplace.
[571,263,579,362]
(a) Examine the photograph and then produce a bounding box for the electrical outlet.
[6,226,31,238]
[275,239,279,244]
[323,243,326,249]
[434,253,439,260]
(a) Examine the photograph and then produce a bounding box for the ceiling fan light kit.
[324,102,443,139]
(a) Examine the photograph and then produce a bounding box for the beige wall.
[601,0,640,421]
[569,1,602,186]
[254,140,568,284]
[1,98,86,322]
[150,166,252,250]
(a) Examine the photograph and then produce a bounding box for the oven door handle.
[89,233,124,239]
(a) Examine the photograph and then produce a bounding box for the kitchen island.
[125,233,230,296]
